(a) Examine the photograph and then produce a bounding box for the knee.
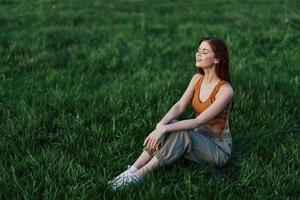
[164,131,191,148]
[166,130,185,141]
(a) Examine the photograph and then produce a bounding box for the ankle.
[137,168,145,179]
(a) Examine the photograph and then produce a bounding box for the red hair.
[197,37,235,110]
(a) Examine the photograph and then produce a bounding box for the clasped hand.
[143,124,166,150]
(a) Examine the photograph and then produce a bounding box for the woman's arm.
[157,104,182,125]
[144,74,202,150]
[157,74,202,125]
[163,83,234,133]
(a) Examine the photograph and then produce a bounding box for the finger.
[156,139,163,150]
[152,139,157,149]
[145,136,151,146]
[149,138,154,149]
[155,143,160,150]
[143,136,149,146]
[148,138,152,149]
[147,138,153,149]
[150,138,155,149]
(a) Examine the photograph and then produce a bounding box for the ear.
[214,58,219,64]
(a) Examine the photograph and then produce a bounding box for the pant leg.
[143,130,192,167]
[183,130,232,167]
[142,119,232,168]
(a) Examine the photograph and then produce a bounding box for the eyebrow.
[198,48,209,51]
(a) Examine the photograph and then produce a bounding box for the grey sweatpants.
[143,127,232,168]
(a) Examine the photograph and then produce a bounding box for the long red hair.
[197,37,235,110]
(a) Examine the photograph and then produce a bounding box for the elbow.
[173,103,184,115]
[172,103,182,116]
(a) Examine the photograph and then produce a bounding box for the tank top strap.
[211,80,228,101]
[194,75,204,88]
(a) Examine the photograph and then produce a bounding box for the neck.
[202,67,219,83]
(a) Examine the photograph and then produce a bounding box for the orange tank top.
[192,76,233,136]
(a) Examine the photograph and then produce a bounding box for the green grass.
[1,0,299,199]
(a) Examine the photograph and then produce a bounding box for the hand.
[155,136,165,150]
[143,129,165,150]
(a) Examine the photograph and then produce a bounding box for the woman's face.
[195,41,218,68]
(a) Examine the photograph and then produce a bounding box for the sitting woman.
[108,37,235,190]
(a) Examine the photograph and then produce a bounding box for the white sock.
[129,165,138,173]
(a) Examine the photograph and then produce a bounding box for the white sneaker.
[108,165,141,190]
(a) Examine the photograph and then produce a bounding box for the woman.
[108,37,235,190]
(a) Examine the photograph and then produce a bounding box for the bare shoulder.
[192,73,203,80]
[217,82,234,98]
[191,73,203,86]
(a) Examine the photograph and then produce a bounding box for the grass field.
[1,0,300,199]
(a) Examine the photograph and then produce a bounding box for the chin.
[196,63,204,68]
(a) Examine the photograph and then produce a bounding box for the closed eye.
[197,49,208,54]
